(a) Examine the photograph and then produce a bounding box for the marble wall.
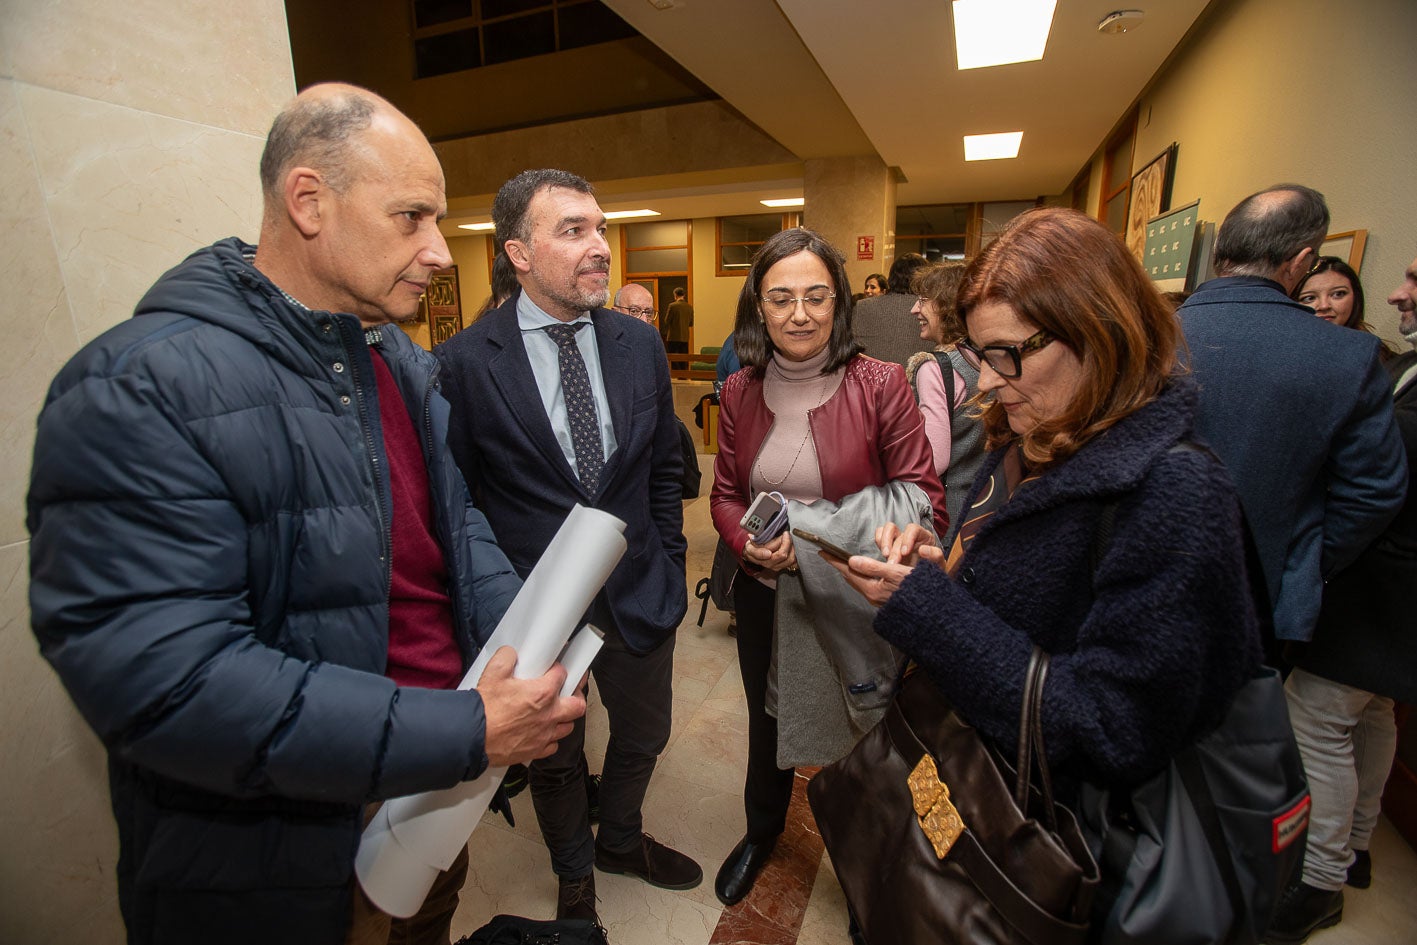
[0,2,294,941]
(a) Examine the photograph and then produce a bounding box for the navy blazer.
[1178,276,1407,641]
[435,292,688,653]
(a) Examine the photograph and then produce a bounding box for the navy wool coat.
[875,378,1263,789]
[28,239,522,945]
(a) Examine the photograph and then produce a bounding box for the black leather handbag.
[808,648,1098,945]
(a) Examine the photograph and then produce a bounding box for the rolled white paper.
[354,505,626,917]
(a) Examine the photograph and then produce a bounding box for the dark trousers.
[529,616,675,878]
[733,572,795,841]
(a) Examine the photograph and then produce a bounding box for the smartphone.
[740,491,788,542]
[791,527,854,563]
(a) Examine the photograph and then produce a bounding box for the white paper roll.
[355,505,625,917]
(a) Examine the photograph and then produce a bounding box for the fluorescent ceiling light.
[458,221,495,231]
[964,131,1024,161]
[953,0,1057,70]
[760,197,805,207]
[604,209,660,220]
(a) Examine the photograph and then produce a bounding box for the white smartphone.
[739,491,788,543]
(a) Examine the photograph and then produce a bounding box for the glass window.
[559,1,635,49]
[414,0,473,28]
[412,1,638,76]
[896,203,971,261]
[716,213,791,275]
[625,220,689,249]
[414,28,481,78]
[483,10,554,64]
[626,248,688,274]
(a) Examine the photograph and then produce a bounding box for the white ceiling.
[440,0,1214,233]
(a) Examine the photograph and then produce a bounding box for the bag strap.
[1016,646,1059,832]
[1175,748,1249,936]
[934,350,956,426]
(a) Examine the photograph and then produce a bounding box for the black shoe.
[585,771,602,825]
[1264,881,1343,944]
[714,835,778,906]
[556,872,598,923]
[595,833,703,890]
[1346,849,1371,889]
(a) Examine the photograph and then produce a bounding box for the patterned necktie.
[544,322,604,495]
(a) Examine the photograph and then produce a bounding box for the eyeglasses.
[957,329,1057,378]
[618,306,656,320]
[760,291,836,319]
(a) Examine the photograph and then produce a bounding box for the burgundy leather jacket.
[711,355,949,556]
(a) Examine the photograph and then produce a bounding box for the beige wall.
[0,2,294,942]
[1073,0,1417,341]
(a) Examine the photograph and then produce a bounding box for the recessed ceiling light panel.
[761,197,805,208]
[604,209,661,220]
[964,131,1024,161]
[458,222,496,231]
[953,0,1058,70]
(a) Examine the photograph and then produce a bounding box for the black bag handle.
[1016,646,1059,832]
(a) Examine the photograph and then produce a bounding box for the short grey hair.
[259,90,377,200]
[492,169,595,247]
[1214,184,1329,276]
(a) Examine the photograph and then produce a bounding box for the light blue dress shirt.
[517,292,618,472]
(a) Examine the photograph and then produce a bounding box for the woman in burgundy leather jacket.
[709,227,946,906]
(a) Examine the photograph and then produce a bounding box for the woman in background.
[863,272,886,297]
[710,227,944,907]
[906,261,986,531]
[1291,256,1397,361]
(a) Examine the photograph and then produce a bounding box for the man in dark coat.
[850,252,929,368]
[1270,254,1417,944]
[26,85,583,945]
[1179,185,1406,944]
[435,169,698,925]
[1177,184,1405,647]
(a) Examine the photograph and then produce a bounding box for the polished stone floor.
[448,422,1417,945]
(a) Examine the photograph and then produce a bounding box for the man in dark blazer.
[435,169,697,924]
[1178,184,1405,650]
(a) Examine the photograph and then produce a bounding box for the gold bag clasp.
[908,754,965,859]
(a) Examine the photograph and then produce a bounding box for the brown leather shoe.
[556,872,598,923]
[595,833,703,890]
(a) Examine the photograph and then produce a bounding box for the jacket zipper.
[342,320,392,597]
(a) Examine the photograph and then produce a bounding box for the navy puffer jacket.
[27,238,521,943]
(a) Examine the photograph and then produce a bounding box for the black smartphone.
[790,527,854,563]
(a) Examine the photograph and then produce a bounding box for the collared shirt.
[517,292,618,472]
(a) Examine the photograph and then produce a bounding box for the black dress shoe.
[714,835,778,906]
[1264,881,1343,944]
[1346,848,1371,889]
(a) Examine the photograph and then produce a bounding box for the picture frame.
[1125,143,1178,263]
[1142,199,1203,292]
[1319,229,1368,272]
[420,266,463,345]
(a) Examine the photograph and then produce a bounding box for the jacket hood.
[133,237,363,374]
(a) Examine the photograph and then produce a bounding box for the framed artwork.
[1125,143,1178,262]
[1142,199,1202,292]
[1320,229,1368,272]
[420,266,463,345]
